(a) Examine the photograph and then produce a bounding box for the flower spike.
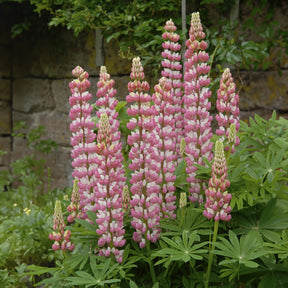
[94,66,126,263]
[203,141,232,222]
[183,12,213,203]
[127,57,161,248]
[69,66,98,219]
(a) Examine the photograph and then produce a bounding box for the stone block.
[11,137,28,162]
[44,146,73,190]
[13,110,71,147]
[240,109,276,122]
[238,70,288,111]
[113,76,130,102]
[0,79,11,101]
[0,101,11,134]
[104,40,131,76]
[13,78,55,113]
[0,46,11,77]
[0,136,11,166]
[11,137,72,190]
[51,77,99,114]
[13,29,98,78]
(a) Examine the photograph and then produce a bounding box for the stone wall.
[0,3,288,191]
[0,21,132,189]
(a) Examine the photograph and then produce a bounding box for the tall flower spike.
[216,68,240,153]
[49,200,74,251]
[152,77,177,219]
[161,19,183,163]
[183,12,213,203]
[69,66,98,219]
[203,141,231,222]
[127,57,161,248]
[94,67,126,263]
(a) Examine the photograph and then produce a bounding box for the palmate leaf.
[264,231,288,259]
[23,265,59,276]
[236,198,288,243]
[219,262,263,283]
[65,275,120,287]
[152,231,208,268]
[115,101,127,112]
[160,206,210,237]
[214,230,268,268]
[64,253,90,271]
[258,255,288,288]
[74,218,97,232]
[259,198,288,230]
[174,159,187,187]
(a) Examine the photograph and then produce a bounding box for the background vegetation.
[1,0,288,76]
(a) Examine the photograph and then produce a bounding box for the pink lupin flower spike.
[216,68,240,153]
[69,66,98,219]
[94,67,126,263]
[183,12,213,204]
[203,141,232,222]
[126,57,161,248]
[161,19,183,163]
[49,200,74,251]
[152,77,177,218]
[93,113,126,263]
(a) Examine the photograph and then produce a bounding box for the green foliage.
[0,123,61,287]
[152,230,208,268]
[2,0,287,76]
[0,204,59,287]
[2,114,287,287]
[0,122,58,204]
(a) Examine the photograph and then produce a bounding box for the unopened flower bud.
[179,192,187,208]
[228,124,236,144]
[180,138,186,157]
[122,186,130,212]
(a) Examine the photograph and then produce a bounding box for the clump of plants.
[0,124,65,287]
[27,12,288,288]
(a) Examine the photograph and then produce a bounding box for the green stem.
[179,207,186,230]
[205,220,219,288]
[208,44,219,78]
[146,241,157,284]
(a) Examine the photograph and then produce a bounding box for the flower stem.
[179,206,186,230]
[205,220,219,288]
[146,241,156,284]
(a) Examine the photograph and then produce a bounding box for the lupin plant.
[204,140,232,288]
[126,57,161,248]
[49,200,74,251]
[45,11,251,288]
[94,113,126,263]
[161,19,183,163]
[152,77,177,218]
[216,68,240,155]
[183,12,213,203]
[93,67,126,263]
[69,66,98,219]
